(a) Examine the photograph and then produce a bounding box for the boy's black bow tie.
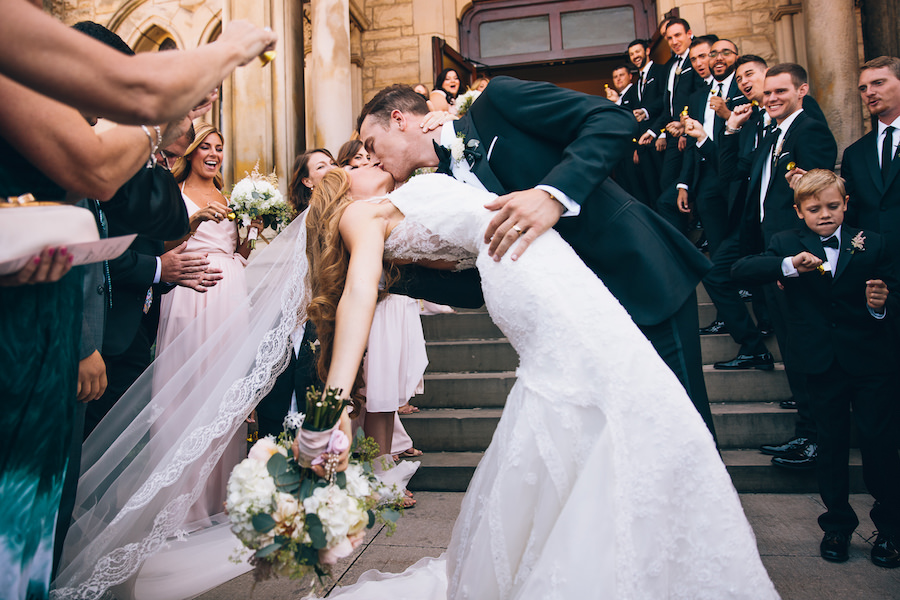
[821,236,839,249]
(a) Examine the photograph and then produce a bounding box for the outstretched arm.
[325,204,386,397]
[0,1,276,125]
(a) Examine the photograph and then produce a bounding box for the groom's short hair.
[357,84,429,131]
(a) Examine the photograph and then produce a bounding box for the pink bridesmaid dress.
[155,191,250,525]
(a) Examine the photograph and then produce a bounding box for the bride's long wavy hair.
[304,168,398,414]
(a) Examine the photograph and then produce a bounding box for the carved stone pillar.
[802,0,862,154]
[309,0,353,152]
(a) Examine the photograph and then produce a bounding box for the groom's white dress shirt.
[439,122,580,217]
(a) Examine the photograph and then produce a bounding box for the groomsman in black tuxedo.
[656,35,719,233]
[840,56,900,261]
[627,39,666,208]
[676,39,744,256]
[358,78,717,438]
[255,322,321,438]
[607,64,646,205]
[724,63,838,469]
[732,170,900,567]
[637,19,706,216]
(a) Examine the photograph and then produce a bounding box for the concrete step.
[401,403,798,453]
[417,363,791,409]
[425,339,516,373]
[418,371,515,409]
[704,363,791,402]
[426,336,786,373]
[405,449,866,494]
[701,333,782,363]
[422,311,500,341]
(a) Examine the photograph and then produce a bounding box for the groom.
[359,77,716,438]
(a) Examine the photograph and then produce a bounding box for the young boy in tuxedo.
[732,169,900,568]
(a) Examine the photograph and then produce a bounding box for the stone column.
[223,0,276,188]
[309,0,353,152]
[802,0,862,155]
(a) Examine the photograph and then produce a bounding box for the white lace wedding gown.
[319,173,780,599]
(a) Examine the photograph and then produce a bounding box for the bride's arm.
[325,204,386,397]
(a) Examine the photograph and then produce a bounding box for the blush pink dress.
[155,190,249,525]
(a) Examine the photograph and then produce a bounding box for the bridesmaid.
[155,122,259,525]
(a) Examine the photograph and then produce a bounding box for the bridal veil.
[53,213,311,599]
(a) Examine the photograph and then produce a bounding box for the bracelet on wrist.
[724,125,742,135]
[140,125,162,168]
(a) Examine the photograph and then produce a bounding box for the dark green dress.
[0,137,81,600]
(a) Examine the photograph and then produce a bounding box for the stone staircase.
[403,287,865,494]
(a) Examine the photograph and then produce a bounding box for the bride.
[54,163,779,599]
[301,166,778,599]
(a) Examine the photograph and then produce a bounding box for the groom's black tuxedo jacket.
[451,76,711,326]
[841,130,900,261]
[731,226,898,375]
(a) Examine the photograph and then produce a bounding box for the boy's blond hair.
[794,169,847,206]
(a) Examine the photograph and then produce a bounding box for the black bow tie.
[433,141,452,175]
[821,236,839,249]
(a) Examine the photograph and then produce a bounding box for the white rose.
[247,436,286,465]
[343,463,372,498]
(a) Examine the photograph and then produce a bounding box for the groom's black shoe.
[760,436,810,457]
[871,533,900,568]
[771,442,817,469]
[820,531,850,563]
[699,320,728,335]
[713,352,774,370]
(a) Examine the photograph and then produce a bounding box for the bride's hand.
[295,411,354,478]
[483,188,565,261]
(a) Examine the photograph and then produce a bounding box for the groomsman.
[626,39,666,207]
[256,323,320,438]
[698,55,775,365]
[638,18,706,196]
[841,56,900,261]
[673,38,743,247]
[730,63,837,469]
[606,65,645,204]
[655,35,718,233]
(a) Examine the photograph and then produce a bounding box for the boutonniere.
[449,132,482,167]
[850,231,866,253]
[449,133,465,164]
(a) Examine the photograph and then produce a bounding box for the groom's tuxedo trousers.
[433,76,716,439]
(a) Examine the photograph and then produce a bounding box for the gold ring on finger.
[512,225,523,236]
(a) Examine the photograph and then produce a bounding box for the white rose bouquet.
[455,89,481,117]
[228,163,293,249]
[226,388,403,586]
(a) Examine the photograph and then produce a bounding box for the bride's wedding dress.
[54,172,778,600]
[319,173,780,599]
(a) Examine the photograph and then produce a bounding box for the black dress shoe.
[820,531,850,562]
[757,320,773,336]
[760,436,810,456]
[713,352,775,370]
[872,533,900,568]
[779,398,798,409]
[699,320,728,335]
[739,289,753,301]
[696,237,709,253]
[771,442,817,469]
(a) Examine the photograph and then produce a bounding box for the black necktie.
[639,70,645,100]
[768,127,782,162]
[882,126,895,184]
[433,140,452,176]
[821,236,839,249]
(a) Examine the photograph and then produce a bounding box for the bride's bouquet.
[226,387,403,584]
[228,163,293,248]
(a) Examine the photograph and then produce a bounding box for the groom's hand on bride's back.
[484,188,565,261]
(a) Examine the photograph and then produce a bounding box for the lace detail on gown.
[384,217,476,271]
[322,173,779,600]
